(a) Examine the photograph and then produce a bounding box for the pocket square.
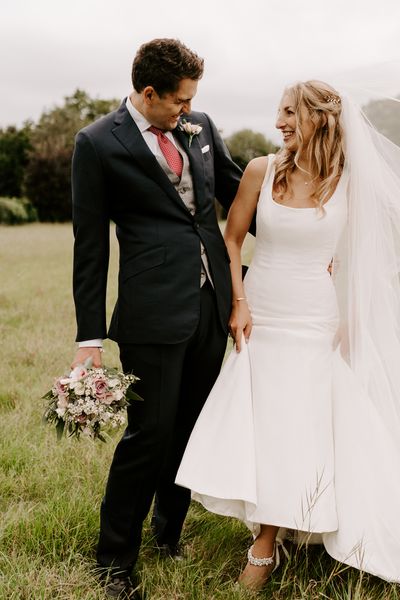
[201,145,210,154]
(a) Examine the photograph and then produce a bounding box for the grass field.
[0,223,399,599]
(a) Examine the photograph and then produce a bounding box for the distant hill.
[364,96,400,145]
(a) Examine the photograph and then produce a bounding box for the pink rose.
[75,414,87,423]
[101,392,115,405]
[93,377,108,400]
[54,379,68,398]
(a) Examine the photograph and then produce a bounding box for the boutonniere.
[180,119,202,147]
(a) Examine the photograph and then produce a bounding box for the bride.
[176,79,400,590]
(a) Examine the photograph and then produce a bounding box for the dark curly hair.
[132,38,204,96]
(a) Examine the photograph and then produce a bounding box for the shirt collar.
[125,96,152,133]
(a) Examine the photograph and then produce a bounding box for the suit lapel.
[173,124,206,209]
[111,104,189,212]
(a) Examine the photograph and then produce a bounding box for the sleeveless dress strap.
[260,153,276,190]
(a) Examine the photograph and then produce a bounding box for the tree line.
[0,89,279,223]
[0,90,119,223]
[1,90,398,224]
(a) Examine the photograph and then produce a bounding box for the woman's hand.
[332,323,349,361]
[229,300,253,352]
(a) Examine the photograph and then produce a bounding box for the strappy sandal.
[237,543,280,592]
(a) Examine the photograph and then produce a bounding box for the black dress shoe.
[157,542,185,561]
[104,574,144,599]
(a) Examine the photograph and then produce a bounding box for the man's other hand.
[71,347,102,369]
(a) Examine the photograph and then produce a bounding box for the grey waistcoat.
[155,142,213,287]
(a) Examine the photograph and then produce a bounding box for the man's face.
[144,78,198,131]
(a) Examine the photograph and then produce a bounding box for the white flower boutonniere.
[180,119,202,147]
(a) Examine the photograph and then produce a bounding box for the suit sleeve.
[203,113,242,212]
[72,130,110,342]
[205,113,256,236]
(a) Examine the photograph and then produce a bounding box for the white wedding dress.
[176,155,400,583]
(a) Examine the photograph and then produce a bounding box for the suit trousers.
[96,281,227,572]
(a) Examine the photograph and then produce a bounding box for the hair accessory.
[325,95,341,105]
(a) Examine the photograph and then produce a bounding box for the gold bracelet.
[235,297,247,301]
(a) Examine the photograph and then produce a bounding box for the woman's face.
[275,91,314,152]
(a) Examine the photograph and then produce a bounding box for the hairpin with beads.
[325,95,341,105]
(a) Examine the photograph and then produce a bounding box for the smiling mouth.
[282,131,294,141]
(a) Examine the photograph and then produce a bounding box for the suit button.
[195,223,200,229]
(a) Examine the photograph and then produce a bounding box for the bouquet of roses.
[43,360,142,442]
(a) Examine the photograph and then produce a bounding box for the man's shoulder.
[181,111,222,142]
[183,110,211,127]
[186,109,206,120]
[76,103,124,140]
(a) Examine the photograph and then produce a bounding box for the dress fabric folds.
[176,156,400,582]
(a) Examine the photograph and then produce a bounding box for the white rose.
[108,379,120,388]
[57,396,68,409]
[113,389,124,401]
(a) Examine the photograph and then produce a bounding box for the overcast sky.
[1,0,400,142]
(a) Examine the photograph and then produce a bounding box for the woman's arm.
[224,156,268,351]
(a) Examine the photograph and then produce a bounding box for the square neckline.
[265,155,345,211]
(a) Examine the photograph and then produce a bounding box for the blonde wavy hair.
[274,80,345,209]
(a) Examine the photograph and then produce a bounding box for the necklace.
[292,168,313,186]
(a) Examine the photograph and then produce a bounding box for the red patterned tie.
[148,126,183,178]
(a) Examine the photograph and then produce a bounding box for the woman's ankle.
[252,536,275,558]
[253,525,279,556]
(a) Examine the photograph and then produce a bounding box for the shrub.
[24,89,119,222]
[24,148,72,222]
[0,125,32,198]
[0,197,38,225]
[225,129,279,172]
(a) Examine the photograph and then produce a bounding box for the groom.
[71,39,242,598]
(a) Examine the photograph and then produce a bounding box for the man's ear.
[143,86,156,104]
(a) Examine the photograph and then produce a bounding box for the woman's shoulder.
[245,155,272,178]
[243,154,275,189]
[247,155,270,173]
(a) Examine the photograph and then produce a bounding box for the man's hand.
[71,347,102,369]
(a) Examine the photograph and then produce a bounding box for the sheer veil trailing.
[314,71,400,580]
[281,68,400,579]
[333,87,400,433]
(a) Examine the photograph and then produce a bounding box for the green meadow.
[0,223,398,599]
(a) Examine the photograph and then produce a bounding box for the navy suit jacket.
[72,101,242,344]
